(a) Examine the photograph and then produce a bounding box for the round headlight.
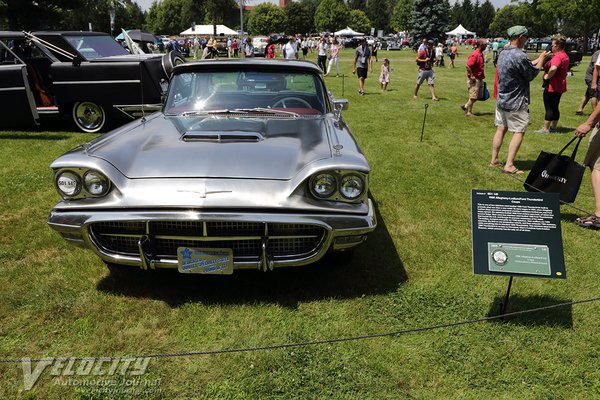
[340,174,364,199]
[83,171,110,197]
[56,171,81,197]
[311,173,337,198]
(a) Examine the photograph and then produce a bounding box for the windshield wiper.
[234,107,300,117]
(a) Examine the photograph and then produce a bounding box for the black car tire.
[161,51,186,79]
[72,101,106,133]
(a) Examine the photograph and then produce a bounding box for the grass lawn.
[1,48,599,399]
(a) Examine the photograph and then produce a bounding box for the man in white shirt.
[284,36,298,59]
[317,36,328,72]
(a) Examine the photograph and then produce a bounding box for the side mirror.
[333,99,349,111]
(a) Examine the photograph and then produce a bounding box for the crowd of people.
[163,28,600,228]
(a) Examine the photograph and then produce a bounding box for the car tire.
[161,51,186,79]
[72,101,106,133]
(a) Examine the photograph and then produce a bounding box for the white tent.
[180,25,238,36]
[446,24,476,36]
[334,27,364,36]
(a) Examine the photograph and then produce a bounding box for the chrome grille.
[89,221,327,262]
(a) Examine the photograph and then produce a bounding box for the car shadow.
[486,293,573,328]
[95,197,407,308]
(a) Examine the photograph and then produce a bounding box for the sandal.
[575,215,600,229]
[503,168,524,174]
[489,162,504,168]
[575,111,584,116]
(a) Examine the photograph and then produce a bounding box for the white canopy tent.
[180,25,238,36]
[446,24,476,36]
[334,27,364,36]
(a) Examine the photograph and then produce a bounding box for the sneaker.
[549,128,558,133]
[534,128,550,134]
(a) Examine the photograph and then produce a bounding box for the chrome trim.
[113,104,162,119]
[48,200,376,270]
[37,106,60,114]
[0,87,26,92]
[53,80,141,85]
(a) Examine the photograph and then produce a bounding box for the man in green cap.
[490,25,550,174]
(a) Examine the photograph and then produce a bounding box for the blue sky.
[135,0,511,12]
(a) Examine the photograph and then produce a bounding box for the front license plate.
[177,247,234,274]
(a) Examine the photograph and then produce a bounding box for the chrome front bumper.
[48,199,377,271]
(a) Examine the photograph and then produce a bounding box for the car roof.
[32,31,111,37]
[173,59,324,74]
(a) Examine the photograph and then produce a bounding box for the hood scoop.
[182,131,264,143]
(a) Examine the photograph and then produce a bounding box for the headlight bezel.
[54,168,112,200]
[309,172,338,199]
[308,170,368,203]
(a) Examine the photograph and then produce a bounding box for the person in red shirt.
[536,38,570,133]
[461,39,487,116]
[413,40,439,100]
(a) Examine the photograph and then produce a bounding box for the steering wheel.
[272,96,312,109]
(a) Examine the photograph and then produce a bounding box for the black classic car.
[0,31,184,132]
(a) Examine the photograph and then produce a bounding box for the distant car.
[48,59,377,274]
[525,39,583,70]
[252,36,268,57]
[0,31,184,132]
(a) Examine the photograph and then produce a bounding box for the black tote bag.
[524,136,585,203]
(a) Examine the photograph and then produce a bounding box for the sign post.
[471,190,566,314]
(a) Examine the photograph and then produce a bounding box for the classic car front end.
[48,60,376,273]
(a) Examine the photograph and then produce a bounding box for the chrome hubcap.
[74,102,104,131]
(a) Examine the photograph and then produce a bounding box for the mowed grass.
[1,48,599,399]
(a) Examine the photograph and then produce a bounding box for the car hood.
[89,115,333,180]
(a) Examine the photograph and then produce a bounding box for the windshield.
[64,35,129,59]
[164,70,328,116]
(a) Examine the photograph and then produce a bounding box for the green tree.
[538,0,600,50]
[449,0,462,30]
[488,4,523,38]
[349,9,371,34]
[1,0,81,30]
[347,0,366,10]
[391,0,413,32]
[411,0,449,44]
[474,0,494,37]
[314,0,350,33]
[247,3,287,35]
[367,0,392,32]
[460,0,474,31]
[285,1,313,35]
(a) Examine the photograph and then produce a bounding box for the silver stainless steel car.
[48,59,376,274]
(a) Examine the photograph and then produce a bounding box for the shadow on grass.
[472,112,493,116]
[487,294,573,328]
[96,198,407,308]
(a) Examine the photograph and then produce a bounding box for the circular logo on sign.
[491,249,508,266]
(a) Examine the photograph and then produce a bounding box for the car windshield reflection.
[164,70,327,116]
[63,35,129,59]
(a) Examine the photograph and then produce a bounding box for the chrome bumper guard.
[48,200,377,271]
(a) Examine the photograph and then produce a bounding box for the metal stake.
[420,103,429,142]
[500,276,514,318]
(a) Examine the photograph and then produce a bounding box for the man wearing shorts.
[413,40,439,100]
[576,46,600,115]
[575,101,600,228]
[462,39,487,116]
[490,25,549,174]
[352,38,372,96]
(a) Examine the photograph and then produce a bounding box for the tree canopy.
[247,3,287,36]
[411,0,449,44]
[349,9,371,35]
[314,0,350,33]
